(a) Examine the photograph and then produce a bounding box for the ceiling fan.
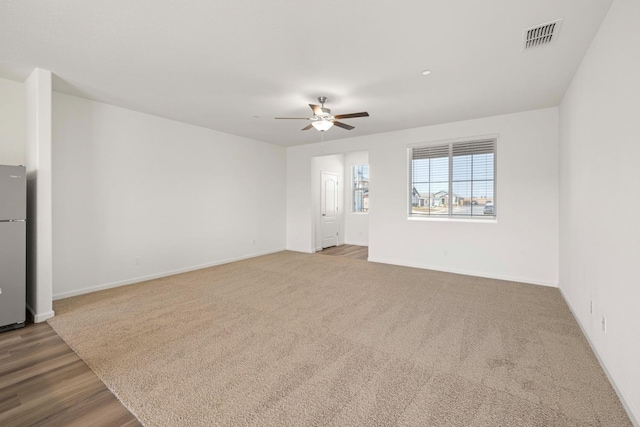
[275,96,369,132]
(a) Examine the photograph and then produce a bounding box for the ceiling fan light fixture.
[312,120,334,131]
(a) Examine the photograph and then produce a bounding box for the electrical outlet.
[444,250,448,256]
[590,300,594,315]
[252,239,256,246]
[134,257,140,266]
[601,316,607,333]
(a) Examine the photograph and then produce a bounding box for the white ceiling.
[0,0,613,147]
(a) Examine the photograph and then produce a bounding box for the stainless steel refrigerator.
[0,165,26,331]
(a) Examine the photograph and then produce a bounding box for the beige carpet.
[48,251,631,426]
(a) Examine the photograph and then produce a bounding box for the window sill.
[407,216,497,224]
[350,212,369,215]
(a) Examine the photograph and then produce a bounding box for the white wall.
[288,108,559,286]
[311,154,344,251]
[344,151,369,246]
[52,92,286,299]
[559,0,640,423]
[25,68,54,322]
[0,77,25,165]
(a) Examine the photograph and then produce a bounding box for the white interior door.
[321,172,338,248]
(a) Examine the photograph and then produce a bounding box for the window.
[352,164,369,212]
[409,139,496,218]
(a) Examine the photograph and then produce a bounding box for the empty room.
[0,0,638,426]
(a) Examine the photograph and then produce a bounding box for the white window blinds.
[409,139,496,218]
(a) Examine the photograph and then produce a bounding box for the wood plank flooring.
[317,244,368,260]
[0,322,141,427]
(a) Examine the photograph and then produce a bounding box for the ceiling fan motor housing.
[318,97,331,117]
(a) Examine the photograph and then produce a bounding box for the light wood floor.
[0,322,140,427]
[316,244,368,260]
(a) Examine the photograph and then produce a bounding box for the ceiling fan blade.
[333,121,355,130]
[302,124,314,131]
[309,104,323,116]
[275,117,311,120]
[333,112,369,120]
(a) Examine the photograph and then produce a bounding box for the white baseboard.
[53,248,285,301]
[366,256,558,288]
[344,240,368,246]
[315,242,347,253]
[559,289,639,427]
[26,303,55,323]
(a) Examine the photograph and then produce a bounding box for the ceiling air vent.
[523,19,563,50]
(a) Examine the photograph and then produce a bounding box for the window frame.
[352,164,369,213]
[407,136,497,220]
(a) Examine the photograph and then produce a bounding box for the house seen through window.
[353,164,369,213]
[409,139,496,218]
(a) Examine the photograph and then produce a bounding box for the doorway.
[321,171,338,248]
[311,154,344,252]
